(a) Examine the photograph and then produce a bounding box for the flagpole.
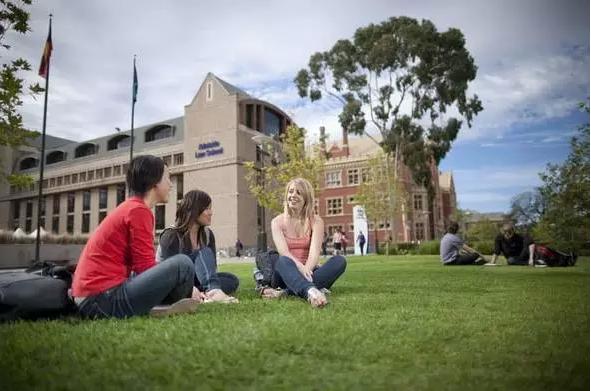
[35,14,52,264]
[130,55,136,163]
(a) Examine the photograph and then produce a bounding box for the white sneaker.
[307,287,328,308]
[483,262,498,266]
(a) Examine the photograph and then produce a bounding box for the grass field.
[0,255,588,391]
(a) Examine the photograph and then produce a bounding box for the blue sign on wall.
[195,140,224,159]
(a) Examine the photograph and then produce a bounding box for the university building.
[315,128,457,248]
[0,73,292,250]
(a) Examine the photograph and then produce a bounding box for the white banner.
[353,205,369,255]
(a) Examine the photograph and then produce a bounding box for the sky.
[5,0,590,213]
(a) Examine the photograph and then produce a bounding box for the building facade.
[315,128,457,250]
[0,73,292,250]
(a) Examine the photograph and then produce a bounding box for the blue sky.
[7,0,590,213]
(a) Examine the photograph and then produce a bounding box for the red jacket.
[72,197,156,297]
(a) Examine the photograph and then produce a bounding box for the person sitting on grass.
[71,155,201,319]
[440,221,488,265]
[490,223,545,267]
[157,189,239,303]
[262,178,347,308]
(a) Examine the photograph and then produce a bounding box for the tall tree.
[244,124,326,214]
[534,104,590,251]
[509,190,545,229]
[295,16,482,238]
[0,0,43,187]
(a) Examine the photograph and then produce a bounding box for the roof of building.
[209,72,251,99]
[28,134,75,149]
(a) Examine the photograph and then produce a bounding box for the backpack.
[0,262,76,322]
[254,250,280,289]
[534,245,576,267]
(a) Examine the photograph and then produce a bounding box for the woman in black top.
[158,190,239,303]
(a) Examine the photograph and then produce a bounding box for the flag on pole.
[132,58,138,103]
[38,23,53,78]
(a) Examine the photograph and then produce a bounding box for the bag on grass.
[534,245,577,267]
[254,250,280,290]
[0,262,76,322]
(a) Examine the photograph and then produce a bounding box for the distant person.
[491,223,544,266]
[357,231,366,255]
[71,155,200,319]
[332,229,343,255]
[235,239,244,257]
[157,189,239,304]
[263,178,347,308]
[340,228,348,255]
[440,221,488,265]
[321,231,328,257]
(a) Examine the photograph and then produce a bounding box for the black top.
[494,233,533,257]
[159,227,217,261]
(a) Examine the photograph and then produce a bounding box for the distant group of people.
[440,221,577,267]
[320,228,367,257]
[71,156,347,319]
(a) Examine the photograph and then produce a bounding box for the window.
[87,171,94,181]
[347,169,359,185]
[56,177,62,186]
[49,178,55,188]
[53,195,60,215]
[361,168,370,183]
[99,187,108,209]
[67,215,74,234]
[114,166,121,176]
[46,151,66,165]
[145,125,174,142]
[327,225,343,235]
[325,171,341,187]
[173,153,184,166]
[349,224,354,232]
[82,213,90,233]
[42,180,48,189]
[80,172,86,182]
[72,173,78,184]
[13,200,20,219]
[206,81,213,101]
[96,168,103,179]
[264,108,282,137]
[64,175,71,185]
[98,211,107,224]
[414,194,423,211]
[162,155,172,166]
[116,184,126,205]
[314,199,319,215]
[379,221,391,230]
[83,190,91,211]
[107,135,131,150]
[52,216,59,234]
[347,195,357,204]
[122,163,129,174]
[104,167,111,178]
[74,143,98,158]
[19,157,38,171]
[26,200,33,218]
[176,175,184,200]
[326,198,343,215]
[155,204,165,230]
[67,192,75,213]
[40,196,46,217]
[415,222,425,241]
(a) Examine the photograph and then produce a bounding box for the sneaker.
[483,262,498,266]
[534,263,548,268]
[307,287,328,308]
[320,288,332,295]
[150,298,201,317]
[203,289,239,304]
[474,257,487,265]
[534,259,547,266]
[260,287,286,300]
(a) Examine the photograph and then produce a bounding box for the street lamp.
[251,134,283,252]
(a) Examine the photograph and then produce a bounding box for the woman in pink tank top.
[264,178,347,308]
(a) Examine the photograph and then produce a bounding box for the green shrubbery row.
[375,240,495,256]
[0,231,89,244]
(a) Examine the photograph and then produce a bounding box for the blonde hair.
[283,178,315,225]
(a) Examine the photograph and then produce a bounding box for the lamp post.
[251,134,282,253]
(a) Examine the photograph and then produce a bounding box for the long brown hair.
[175,189,212,248]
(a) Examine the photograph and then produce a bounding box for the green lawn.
[0,256,588,391]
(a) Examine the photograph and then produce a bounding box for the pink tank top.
[283,216,312,264]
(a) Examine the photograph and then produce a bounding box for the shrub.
[471,240,494,255]
[413,240,440,255]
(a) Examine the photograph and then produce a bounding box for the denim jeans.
[445,253,480,265]
[274,255,347,298]
[191,247,239,294]
[78,254,194,319]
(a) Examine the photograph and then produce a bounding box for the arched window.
[145,125,174,143]
[107,135,131,150]
[19,157,39,171]
[46,151,66,165]
[75,143,98,158]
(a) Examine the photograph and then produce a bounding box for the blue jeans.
[274,255,347,298]
[78,254,194,319]
[191,247,239,294]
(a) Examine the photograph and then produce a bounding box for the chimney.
[319,126,326,153]
[342,128,349,156]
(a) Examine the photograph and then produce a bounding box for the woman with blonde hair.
[265,178,347,308]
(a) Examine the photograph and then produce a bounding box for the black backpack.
[0,262,76,322]
[254,250,280,289]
